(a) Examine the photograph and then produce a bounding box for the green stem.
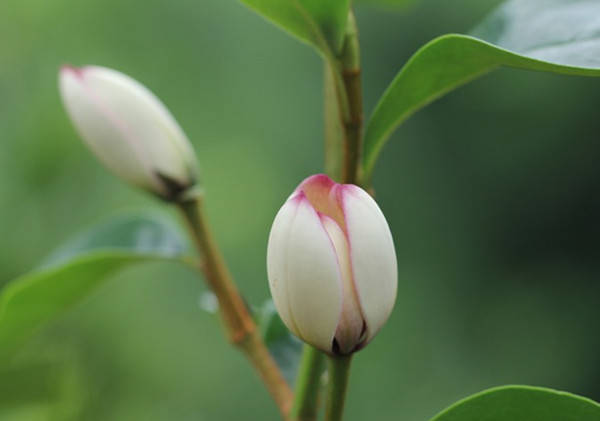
[178,194,293,420]
[313,9,362,421]
[338,10,363,186]
[324,61,345,181]
[323,10,363,186]
[324,355,353,421]
[291,345,326,421]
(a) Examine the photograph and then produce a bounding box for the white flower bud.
[59,65,198,200]
[267,174,397,355]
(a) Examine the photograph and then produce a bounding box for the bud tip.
[60,64,85,78]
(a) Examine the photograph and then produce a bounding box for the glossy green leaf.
[258,300,303,385]
[431,385,600,421]
[363,0,600,180]
[0,213,191,361]
[239,0,350,54]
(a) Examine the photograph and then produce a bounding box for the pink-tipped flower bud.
[59,65,199,201]
[267,174,397,355]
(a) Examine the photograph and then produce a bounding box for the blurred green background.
[2,0,600,419]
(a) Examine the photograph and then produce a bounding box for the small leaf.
[258,300,303,385]
[431,385,600,421]
[0,213,191,361]
[239,0,350,54]
[363,0,600,181]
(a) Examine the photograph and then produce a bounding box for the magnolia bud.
[59,65,199,201]
[267,174,397,355]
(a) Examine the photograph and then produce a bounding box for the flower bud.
[59,65,198,201]
[267,174,397,355]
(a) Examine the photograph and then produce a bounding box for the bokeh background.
[2,0,600,419]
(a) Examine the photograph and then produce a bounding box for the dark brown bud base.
[154,171,198,203]
[331,320,368,356]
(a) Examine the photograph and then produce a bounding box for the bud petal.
[320,214,364,354]
[342,185,397,343]
[267,194,343,352]
[267,174,398,354]
[59,65,198,200]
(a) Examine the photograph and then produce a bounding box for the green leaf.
[239,0,350,54]
[431,385,600,421]
[258,300,303,385]
[0,213,191,361]
[41,212,188,267]
[362,0,600,181]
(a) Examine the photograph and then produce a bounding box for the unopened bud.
[59,65,199,201]
[267,174,397,355]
